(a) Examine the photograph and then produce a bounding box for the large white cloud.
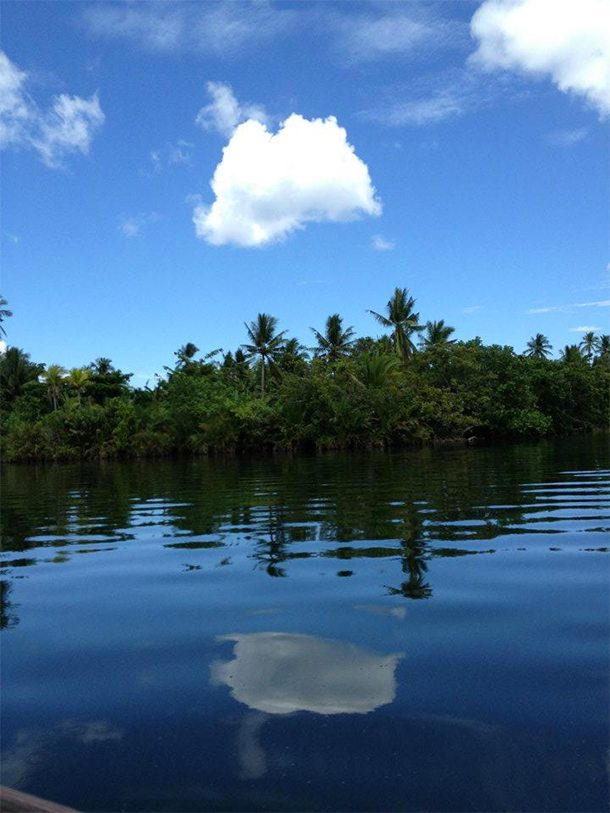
[471,0,610,116]
[0,50,104,167]
[193,113,381,247]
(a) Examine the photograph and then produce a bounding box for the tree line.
[0,289,608,461]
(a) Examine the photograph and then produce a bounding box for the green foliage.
[2,309,608,461]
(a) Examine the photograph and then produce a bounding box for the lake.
[1,437,609,812]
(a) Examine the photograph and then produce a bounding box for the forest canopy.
[1,290,608,461]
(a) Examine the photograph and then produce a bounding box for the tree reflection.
[1,437,606,610]
[388,539,432,600]
[0,580,19,629]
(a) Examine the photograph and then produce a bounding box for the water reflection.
[1,439,608,631]
[1,438,609,812]
[1,720,123,788]
[211,632,403,715]
[211,632,403,781]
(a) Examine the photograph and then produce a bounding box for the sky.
[1,0,608,382]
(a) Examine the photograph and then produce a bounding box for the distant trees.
[368,288,424,364]
[1,289,608,461]
[525,333,553,359]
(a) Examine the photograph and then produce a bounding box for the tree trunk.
[261,356,266,395]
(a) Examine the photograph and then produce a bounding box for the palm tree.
[67,367,92,406]
[311,314,355,360]
[579,332,599,363]
[421,319,456,349]
[357,353,400,388]
[368,287,424,364]
[42,364,66,410]
[0,295,13,338]
[595,334,610,364]
[242,313,287,394]
[175,343,199,366]
[0,347,41,401]
[525,333,553,359]
[276,338,309,374]
[561,344,584,364]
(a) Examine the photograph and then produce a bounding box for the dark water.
[1,438,609,813]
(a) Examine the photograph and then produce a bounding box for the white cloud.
[372,234,395,251]
[574,299,610,307]
[119,212,160,238]
[570,325,602,331]
[471,0,610,117]
[0,340,6,354]
[462,305,483,313]
[195,82,266,137]
[0,50,104,168]
[193,114,381,248]
[545,127,589,146]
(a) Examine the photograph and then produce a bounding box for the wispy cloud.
[371,235,395,251]
[362,0,610,129]
[359,67,505,127]
[119,212,160,238]
[528,300,610,314]
[148,140,193,172]
[527,305,567,314]
[545,127,588,147]
[330,8,467,65]
[81,2,296,58]
[0,50,104,168]
[3,232,20,244]
[462,305,482,314]
[570,325,602,332]
[195,82,267,138]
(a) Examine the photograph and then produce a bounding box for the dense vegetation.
[1,289,608,461]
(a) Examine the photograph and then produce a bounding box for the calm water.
[1,438,609,813]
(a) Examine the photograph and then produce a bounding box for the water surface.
[1,438,609,812]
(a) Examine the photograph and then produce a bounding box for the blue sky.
[1,0,608,382]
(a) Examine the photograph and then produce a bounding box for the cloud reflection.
[210,632,403,715]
